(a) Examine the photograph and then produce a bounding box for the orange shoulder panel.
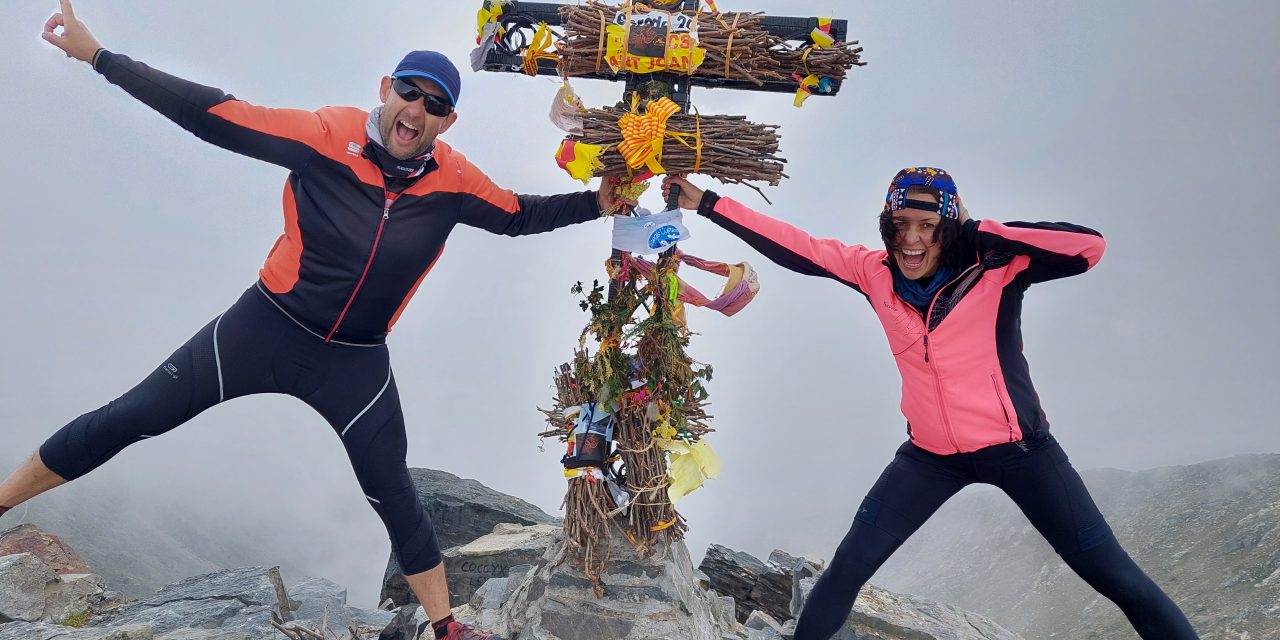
[207,103,384,187]
[413,141,521,213]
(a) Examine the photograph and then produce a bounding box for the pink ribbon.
[628,250,760,317]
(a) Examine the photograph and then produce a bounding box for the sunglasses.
[391,77,453,117]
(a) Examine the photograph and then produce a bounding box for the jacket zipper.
[991,372,1015,442]
[900,264,979,453]
[325,192,396,342]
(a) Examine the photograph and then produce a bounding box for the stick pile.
[539,257,715,594]
[575,106,785,187]
[558,2,865,85]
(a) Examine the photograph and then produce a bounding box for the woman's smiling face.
[889,192,944,280]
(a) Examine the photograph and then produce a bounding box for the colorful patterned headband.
[884,166,960,219]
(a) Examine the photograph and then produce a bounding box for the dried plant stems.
[557,2,865,85]
[574,107,786,187]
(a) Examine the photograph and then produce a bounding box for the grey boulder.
[381,468,558,607]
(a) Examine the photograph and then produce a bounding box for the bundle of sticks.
[557,1,865,85]
[574,106,785,187]
[538,261,715,594]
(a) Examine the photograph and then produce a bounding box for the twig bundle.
[539,255,716,592]
[574,106,785,187]
[557,2,865,85]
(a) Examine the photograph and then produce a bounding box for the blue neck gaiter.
[893,265,957,311]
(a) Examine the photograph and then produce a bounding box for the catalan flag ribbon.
[554,139,606,183]
[617,96,682,175]
[811,17,835,48]
[522,21,557,76]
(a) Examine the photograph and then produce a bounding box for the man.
[0,2,616,638]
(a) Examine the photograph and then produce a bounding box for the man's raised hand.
[42,0,102,64]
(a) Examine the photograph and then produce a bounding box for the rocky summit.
[0,520,1021,640]
[3,454,1273,639]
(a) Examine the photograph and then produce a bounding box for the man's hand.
[662,176,703,211]
[596,175,638,213]
[42,0,101,64]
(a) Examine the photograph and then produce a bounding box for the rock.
[101,626,154,640]
[443,524,559,604]
[742,606,778,632]
[156,630,252,640]
[381,468,558,607]
[791,576,1023,640]
[714,595,737,625]
[287,577,352,638]
[347,605,396,631]
[699,545,817,624]
[746,628,782,640]
[43,572,108,623]
[472,525,742,640]
[470,576,513,610]
[0,525,93,575]
[780,619,797,638]
[698,544,766,622]
[96,567,279,639]
[787,563,819,620]
[0,622,155,640]
[0,553,57,622]
[746,554,802,623]
[765,551,803,573]
[374,604,420,640]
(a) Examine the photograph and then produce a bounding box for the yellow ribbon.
[794,73,821,108]
[810,17,835,49]
[476,1,506,44]
[523,21,557,76]
[655,438,723,504]
[650,517,678,532]
[616,95,702,176]
[719,13,741,79]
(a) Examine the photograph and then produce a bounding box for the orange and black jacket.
[93,50,601,345]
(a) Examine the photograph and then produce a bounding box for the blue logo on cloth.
[612,208,690,255]
[648,224,683,250]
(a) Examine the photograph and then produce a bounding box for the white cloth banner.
[611,208,691,254]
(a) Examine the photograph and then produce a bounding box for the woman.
[663,168,1198,639]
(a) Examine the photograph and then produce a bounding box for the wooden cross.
[477,0,855,243]
[475,1,859,569]
[479,1,852,110]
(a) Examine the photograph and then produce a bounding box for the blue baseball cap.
[392,50,462,106]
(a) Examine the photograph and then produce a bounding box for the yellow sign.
[604,9,706,75]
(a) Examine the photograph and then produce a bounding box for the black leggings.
[795,437,1198,640]
[38,285,442,574]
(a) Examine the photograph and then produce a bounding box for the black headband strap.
[901,198,942,212]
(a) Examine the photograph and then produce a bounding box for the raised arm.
[453,154,608,236]
[663,177,879,292]
[43,0,322,171]
[962,205,1106,283]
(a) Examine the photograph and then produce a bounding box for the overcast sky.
[2,0,1277,607]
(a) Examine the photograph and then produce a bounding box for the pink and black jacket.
[696,192,1106,454]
